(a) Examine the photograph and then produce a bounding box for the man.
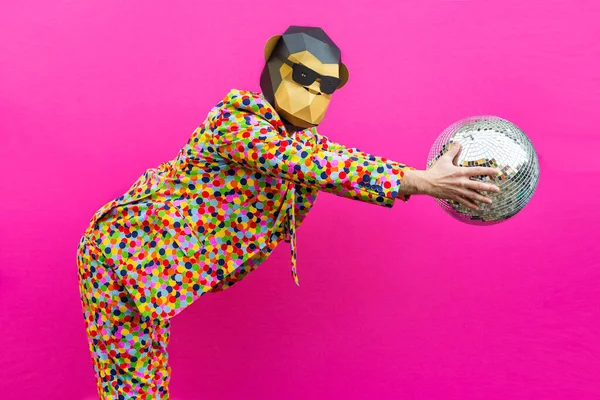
[77,25,500,399]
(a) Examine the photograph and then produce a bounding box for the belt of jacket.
[282,181,299,286]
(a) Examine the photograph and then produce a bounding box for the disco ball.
[426,116,540,225]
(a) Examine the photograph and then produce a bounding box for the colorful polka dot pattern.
[77,88,413,398]
[77,236,171,399]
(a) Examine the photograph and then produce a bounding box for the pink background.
[1,1,599,399]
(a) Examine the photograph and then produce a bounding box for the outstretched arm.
[316,132,415,202]
[206,93,414,208]
[316,133,502,209]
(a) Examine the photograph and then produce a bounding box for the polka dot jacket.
[82,89,414,322]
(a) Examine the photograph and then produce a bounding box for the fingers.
[457,188,493,205]
[454,195,479,211]
[446,142,461,157]
[441,142,462,165]
[451,142,461,165]
[464,180,500,193]
[464,167,500,178]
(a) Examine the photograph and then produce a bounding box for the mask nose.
[304,81,322,95]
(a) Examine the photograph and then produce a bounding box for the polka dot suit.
[77,89,413,398]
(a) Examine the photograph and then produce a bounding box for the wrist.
[402,169,433,196]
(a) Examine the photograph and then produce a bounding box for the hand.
[424,142,501,210]
[402,143,500,210]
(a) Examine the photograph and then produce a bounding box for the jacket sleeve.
[317,132,415,203]
[206,92,414,208]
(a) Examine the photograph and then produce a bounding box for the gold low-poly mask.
[260,26,349,129]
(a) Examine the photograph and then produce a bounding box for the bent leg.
[77,237,171,399]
